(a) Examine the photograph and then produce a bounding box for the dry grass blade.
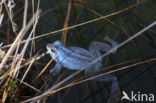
[4,0,17,33]
[61,0,72,44]
[1,2,143,49]
[22,21,156,103]
[0,2,41,102]
[73,3,116,26]
[15,78,41,93]
[0,9,41,70]
[1,77,11,103]
[0,13,4,25]
[47,58,156,95]
[20,51,49,68]
[0,55,18,102]
[20,58,35,83]
[0,0,6,6]
[13,8,40,78]
[0,1,4,25]
[32,58,53,82]
[23,0,28,28]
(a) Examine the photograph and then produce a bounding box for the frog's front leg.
[50,63,62,75]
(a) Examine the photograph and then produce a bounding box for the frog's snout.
[46,45,49,50]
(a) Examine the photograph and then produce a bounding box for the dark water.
[0,0,156,103]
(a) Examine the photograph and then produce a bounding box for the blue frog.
[46,36,121,103]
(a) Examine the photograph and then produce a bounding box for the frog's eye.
[51,48,56,53]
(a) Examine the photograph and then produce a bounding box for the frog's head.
[46,40,64,62]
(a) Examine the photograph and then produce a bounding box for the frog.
[46,36,121,103]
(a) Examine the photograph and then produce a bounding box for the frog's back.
[59,47,95,70]
[69,47,94,59]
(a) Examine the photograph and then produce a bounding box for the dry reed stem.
[0,13,4,25]
[0,1,41,102]
[24,57,156,102]
[0,9,41,70]
[1,56,19,103]
[62,0,72,44]
[15,78,41,92]
[23,0,28,28]
[1,2,143,49]
[20,58,35,83]
[13,8,40,78]
[32,58,53,82]
[47,58,156,96]
[4,1,17,33]
[0,0,6,6]
[1,77,11,103]
[20,51,49,68]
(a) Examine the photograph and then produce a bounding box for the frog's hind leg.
[85,67,121,103]
[99,74,121,103]
[104,36,118,54]
[89,36,118,58]
[89,42,102,59]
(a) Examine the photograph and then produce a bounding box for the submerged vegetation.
[0,0,156,103]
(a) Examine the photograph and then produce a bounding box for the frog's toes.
[107,88,121,103]
[104,36,118,54]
